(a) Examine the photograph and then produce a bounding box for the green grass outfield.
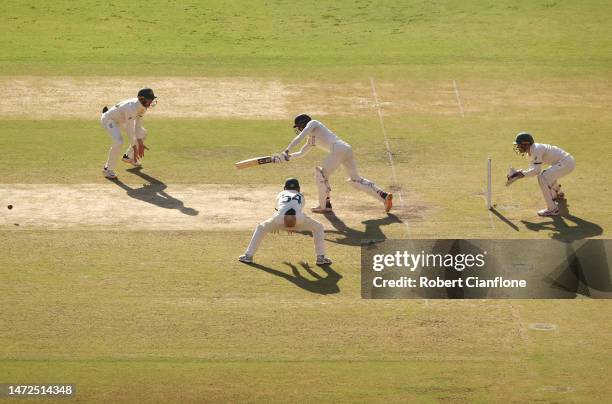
[1,0,611,402]
[1,0,611,77]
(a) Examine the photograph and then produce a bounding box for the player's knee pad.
[112,138,124,147]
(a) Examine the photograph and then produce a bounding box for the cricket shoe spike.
[238,254,253,263]
[122,154,142,167]
[537,207,560,217]
[316,255,332,265]
[103,166,118,180]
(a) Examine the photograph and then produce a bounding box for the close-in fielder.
[238,178,332,265]
[281,114,393,213]
[507,132,575,216]
[100,88,157,179]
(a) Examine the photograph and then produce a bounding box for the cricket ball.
[7,204,13,210]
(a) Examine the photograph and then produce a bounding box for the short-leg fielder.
[239,178,332,265]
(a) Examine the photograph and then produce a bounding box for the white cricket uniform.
[100,98,148,170]
[245,190,326,257]
[522,143,575,210]
[286,120,386,207]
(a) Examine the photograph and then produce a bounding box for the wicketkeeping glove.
[506,167,521,186]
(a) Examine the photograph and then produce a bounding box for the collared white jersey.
[102,98,146,126]
[286,120,342,153]
[523,143,571,177]
[276,190,305,215]
[101,98,147,143]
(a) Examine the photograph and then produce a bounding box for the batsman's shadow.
[244,261,342,295]
[323,212,402,246]
[111,167,199,216]
[521,200,602,242]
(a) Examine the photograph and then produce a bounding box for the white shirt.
[523,143,571,177]
[276,190,305,215]
[285,120,343,158]
[101,98,146,144]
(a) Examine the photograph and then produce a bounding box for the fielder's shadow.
[244,261,342,295]
[323,212,402,246]
[111,167,199,216]
[521,200,602,242]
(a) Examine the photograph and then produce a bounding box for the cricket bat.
[235,155,275,170]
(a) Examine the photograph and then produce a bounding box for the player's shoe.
[537,207,560,217]
[122,154,142,167]
[103,166,117,180]
[312,199,333,213]
[238,254,253,263]
[383,193,393,213]
[316,255,332,265]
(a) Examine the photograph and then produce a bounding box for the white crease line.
[370,77,411,235]
[452,80,465,118]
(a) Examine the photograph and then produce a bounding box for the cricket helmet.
[293,114,312,129]
[284,178,300,192]
[514,132,534,155]
[137,88,157,108]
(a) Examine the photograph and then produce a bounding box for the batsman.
[281,114,393,214]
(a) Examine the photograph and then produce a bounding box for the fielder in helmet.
[507,132,575,216]
[280,114,393,214]
[238,178,332,265]
[100,88,157,179]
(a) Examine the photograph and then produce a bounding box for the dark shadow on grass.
[111,167,199,216]
[323,212,403,246]
[521,200,602,242]
[490,207,519,231]
[243,261,341,295]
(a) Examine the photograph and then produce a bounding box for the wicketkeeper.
[507,132,575,216]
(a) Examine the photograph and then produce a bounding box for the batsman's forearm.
[285,130,307,152]
[290,143,312,159]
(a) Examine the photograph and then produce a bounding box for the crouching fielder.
[281,114,393,214]
[239,178,332,265]
[507,132,575,216]
[100,88,157,179]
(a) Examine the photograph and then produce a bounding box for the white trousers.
[317,141,385,207]
[101,117,123,170]
[538,156,576,210]
[245,213,326,257]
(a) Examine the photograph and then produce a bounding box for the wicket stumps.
[486,157,492,210]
